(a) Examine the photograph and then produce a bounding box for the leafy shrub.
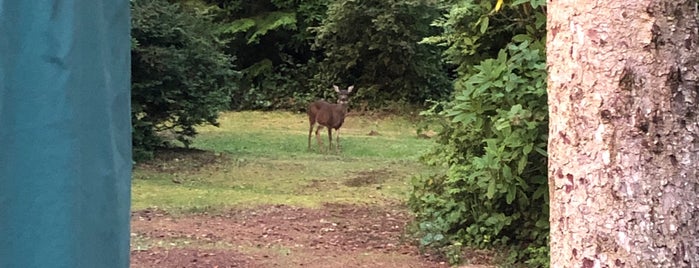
[409,0,549,266]
[131,0,238,160]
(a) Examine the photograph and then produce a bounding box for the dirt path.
[131,204,453,268]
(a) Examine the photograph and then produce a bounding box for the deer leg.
[335,128,341,152]
[327,127,333,153]
[315,125,323,151]
[308,122,314,151]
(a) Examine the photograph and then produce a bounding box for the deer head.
[333,85,354,105]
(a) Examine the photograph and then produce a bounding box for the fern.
[223,18,256,34]
[223,11,297,44]
[247,11,297,44]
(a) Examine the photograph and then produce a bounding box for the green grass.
[132,111,436,213]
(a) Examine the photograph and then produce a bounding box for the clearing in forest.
[130,111,492,267]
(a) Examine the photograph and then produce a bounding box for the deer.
[307,85,354,152]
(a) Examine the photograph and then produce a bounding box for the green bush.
[131,0,238,160]
[409,0,549,266]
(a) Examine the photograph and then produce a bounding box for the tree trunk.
[547,0,699,267]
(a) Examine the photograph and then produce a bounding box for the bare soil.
[131,147,494,267]
[130,204,461,268]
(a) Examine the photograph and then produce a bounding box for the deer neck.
[336,102,349,113]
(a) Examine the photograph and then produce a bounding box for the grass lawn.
[131,111,436,213]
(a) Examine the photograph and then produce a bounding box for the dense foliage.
[202,0,450,110]
[203,0,329,110]
[408,0,549,266]
[312,0,451,109]
[131,0,237,159]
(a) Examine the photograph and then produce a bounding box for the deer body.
[307,85,354,152]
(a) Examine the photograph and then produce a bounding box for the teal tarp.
[0,1,132,267]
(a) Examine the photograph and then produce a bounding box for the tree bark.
[547,0,699,267]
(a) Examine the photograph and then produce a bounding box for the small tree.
[131,0,237,159]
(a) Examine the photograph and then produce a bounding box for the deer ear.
[347,85,354,93]
[333,85,340,92]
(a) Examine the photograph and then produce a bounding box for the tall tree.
[547,0,699,266]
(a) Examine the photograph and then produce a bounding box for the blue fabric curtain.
[0,1,132,267]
